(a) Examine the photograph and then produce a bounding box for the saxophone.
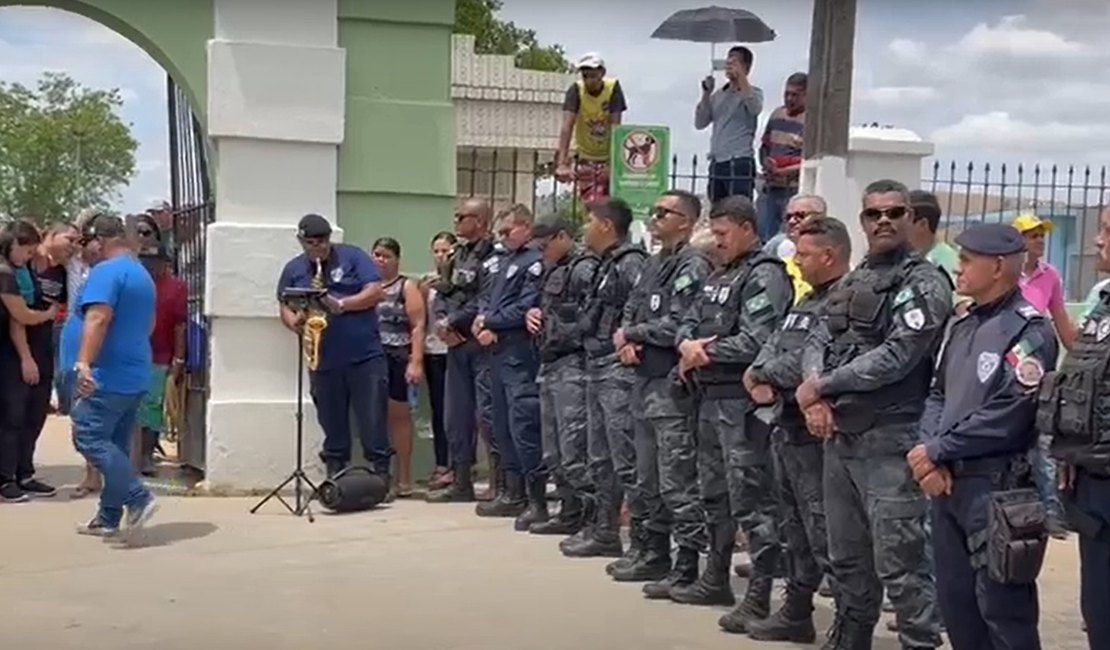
[302,260,329,371]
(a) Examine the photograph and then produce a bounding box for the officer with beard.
[742,217,852,642]
[910,223,1057,650]
[1041,205,1110,649]
[797,179,947,649]
[561,198,647,561]
[526,217,598,536]
[672,195,791,631]
[610,190,711,586]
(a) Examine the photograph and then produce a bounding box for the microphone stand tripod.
[250,329,318,522]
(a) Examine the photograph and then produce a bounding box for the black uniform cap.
[297,213,332,238]
[954,223,1026,256]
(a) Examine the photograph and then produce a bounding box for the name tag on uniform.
[485,258,500,274]
[507,264,518,278]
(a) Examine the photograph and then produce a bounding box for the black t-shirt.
[36,262,67,307]
[0,262,20,361]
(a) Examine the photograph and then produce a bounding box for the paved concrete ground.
[0,419,1090,649]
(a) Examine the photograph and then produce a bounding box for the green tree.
[0,72,138,221]
[455,0,573,73]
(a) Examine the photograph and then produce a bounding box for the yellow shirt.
[574,79,617,161]
[786,256,812,304]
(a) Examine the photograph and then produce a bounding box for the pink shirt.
[1019,261,1065,315]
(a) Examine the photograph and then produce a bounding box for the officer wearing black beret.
[908,222,1058,649]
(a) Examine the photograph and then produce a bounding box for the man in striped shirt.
[757,72,807,242]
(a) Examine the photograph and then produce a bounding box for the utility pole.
[803,0,856,161]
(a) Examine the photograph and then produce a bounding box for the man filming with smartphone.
[695,46,764,203]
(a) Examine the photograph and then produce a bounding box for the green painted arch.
[0,0,212,118]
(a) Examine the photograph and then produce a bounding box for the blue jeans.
[1028,434,1063,519]
[757,186,797,243]
[71,387,151,528]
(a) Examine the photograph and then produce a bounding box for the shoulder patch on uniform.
[894,287,914,307]
[745,292,770,313]
[902,307,926,331]
[528,261,543,277]
[1017,304,1039,319]
[674,274,693,292]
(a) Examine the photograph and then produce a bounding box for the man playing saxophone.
[277,214,389,479]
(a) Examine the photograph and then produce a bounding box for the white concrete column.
[203,0,346,489]
[801,126,935,267]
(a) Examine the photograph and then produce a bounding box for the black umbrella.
[651,6,776,43]
[651,6,776,69]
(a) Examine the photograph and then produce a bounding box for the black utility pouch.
[987,488,1048,585]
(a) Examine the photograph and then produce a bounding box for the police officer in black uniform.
[1041,206,1110,649]
[909,223,1057,650]
[611,189,711,585]
[561,198,648,560]
[743,217,852,643]
[672,195,792,630]
[526,218,598,536]
[428,198,498,503]
[473,205,546,528]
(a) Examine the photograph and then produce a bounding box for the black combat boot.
[562,493,622,558]
[746,585,817,643]
[475,470,527,517]
[668,522,736,606]
[530,487,584,535]
[820,617,873,650]
[611,528,671,582]
[478,451,502,502]
[558,494,595,553]
[718,575,773,633]
[606,518,645,575]
[425,464,476,503]
[513,473,550,531]
[643,545,699,599]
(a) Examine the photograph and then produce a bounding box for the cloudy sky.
[1,0,1109,211]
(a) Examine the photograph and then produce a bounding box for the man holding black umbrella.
[695,46,764,203]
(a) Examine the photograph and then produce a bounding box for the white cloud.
[955,15,1087,59]
[888,38,928,62]
[859,86,938,109]
[931,112,1110,155]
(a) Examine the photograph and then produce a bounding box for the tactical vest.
[629,245,707,378]
[378,276,410,349]
[441,238,495,315]
[1037,299,1110,473]
[693,250,785,385]
[824,255,934,434]
[584,243,647,358]
[540,252,598,362]
[774,291,828,442]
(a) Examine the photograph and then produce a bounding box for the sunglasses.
[650,206,687,221]
[860,206,909,221]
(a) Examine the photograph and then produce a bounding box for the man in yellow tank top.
[555,53,628,204]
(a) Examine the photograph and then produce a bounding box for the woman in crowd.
[371,237,426,498]
[1013,213,1073,539]
[421,232,456,489]
[0,220,62,502]
[66,211,102,498]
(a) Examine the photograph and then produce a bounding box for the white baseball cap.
[576,52,605,70]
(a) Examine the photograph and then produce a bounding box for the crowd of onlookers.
[0,205,186,505]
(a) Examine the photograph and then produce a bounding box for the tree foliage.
[455,0,573,73]
[0,72,138,222]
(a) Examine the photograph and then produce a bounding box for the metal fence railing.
[924,161,1108,301]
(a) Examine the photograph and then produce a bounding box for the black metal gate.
[167,74,213,472]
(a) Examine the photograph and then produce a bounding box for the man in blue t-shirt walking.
[63,215,159,537]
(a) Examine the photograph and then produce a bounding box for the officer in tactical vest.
[472,206,546,528]
[610,190,711,586]
[909,222,1056,650]
[743,217,852,643]
[1041,205,1110,649]
[526,217,598,536]
[671,195,792,631]
[561,198,648,561]
[797,179,947,649]
[428,198,499,504]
